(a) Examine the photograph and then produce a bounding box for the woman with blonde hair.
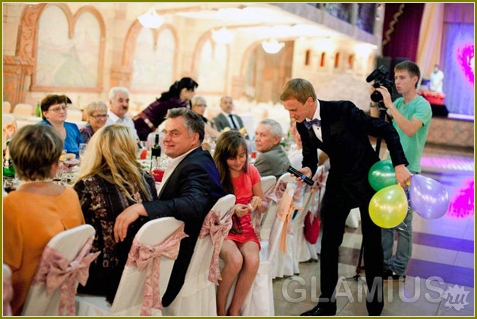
[74,124,157,303]
[3,124,84,315]
[80,100,109,144]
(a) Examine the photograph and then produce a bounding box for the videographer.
[370,60,432,281]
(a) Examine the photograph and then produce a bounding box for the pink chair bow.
[126,224,188,316]
[276,190,302,253]
[305,168,327,218]
[199,207,234,285]
[31,236,100,316]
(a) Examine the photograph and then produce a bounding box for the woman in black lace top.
[74,124,157,303]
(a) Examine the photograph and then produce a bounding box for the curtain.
[441,23,474,116]
[416,4,445,79]
[382,3,425,62]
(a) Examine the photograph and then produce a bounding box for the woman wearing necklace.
[38,94,84,157]
[3,124,85,315]
[73,124,157,304]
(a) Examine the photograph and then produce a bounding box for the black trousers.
[319,181,384,315]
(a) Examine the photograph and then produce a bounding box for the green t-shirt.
[388,95,432,173]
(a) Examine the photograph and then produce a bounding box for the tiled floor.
[273,144,475,316]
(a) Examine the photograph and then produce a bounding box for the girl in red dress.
[213,130,268,316]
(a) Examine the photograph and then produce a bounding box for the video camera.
[366,65,394,103]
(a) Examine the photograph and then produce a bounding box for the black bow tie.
[304,118,321,129]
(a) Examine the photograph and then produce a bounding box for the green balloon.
[368,160,397,191]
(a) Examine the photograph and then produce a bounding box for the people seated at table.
[80,100,109,144]
[3,124,84,315]
[133,77,199,141]
[213,130,268,316]
[38,94,84,157]
[74,124,157,303]
[191,96,221,139]
[113,108,225,307]
[254,118,291,180]
[106,87,139,141]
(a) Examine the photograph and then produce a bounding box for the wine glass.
[79,143,87,162]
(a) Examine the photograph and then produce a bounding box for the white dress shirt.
[106,110,139,140]
[305,99,322,141]
[221,111,240,129]
[156,147,198,196]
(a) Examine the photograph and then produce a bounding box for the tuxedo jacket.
[297,100,408,208]
[142,147,225,306]
[213,113,245,132]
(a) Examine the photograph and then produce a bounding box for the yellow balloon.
[369,184,408,228]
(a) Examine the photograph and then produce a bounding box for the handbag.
[304,186,321,244]
[304,210,320,244]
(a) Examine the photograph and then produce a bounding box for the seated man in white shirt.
[213,96,247,138]
[106,87,139,141]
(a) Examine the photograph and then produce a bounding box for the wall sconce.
[211,27,234,44]
[261,39,285,54]
[138,8,164,29]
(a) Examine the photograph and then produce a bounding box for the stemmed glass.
[79,143,87,162]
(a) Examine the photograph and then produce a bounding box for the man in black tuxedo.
[114,108,225,307]
[280,79,411,316]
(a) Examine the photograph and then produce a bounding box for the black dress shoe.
[300,303,336,316]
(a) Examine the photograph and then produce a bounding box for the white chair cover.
[75,217,186,316]
[3,264,13,316]
[227,181,298,316]
[21,224,98,316]
[251,175,277,238]
[292,166,328,269]
[12,103,33,116]
[271,173,305,278]
[162,194,236,316]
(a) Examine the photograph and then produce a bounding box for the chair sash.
[199,207,234,285]
[274,178,304,203]
[126,224,188,316]
[305,170,327,217]
[275,191,302,253]
[30,236,100,316]
[251,183,277,239]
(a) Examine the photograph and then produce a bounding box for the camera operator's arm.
[375,86,423,137]
[369,85,380,118]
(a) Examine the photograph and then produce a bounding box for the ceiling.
[154,3,353,42]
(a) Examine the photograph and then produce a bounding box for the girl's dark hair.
[158,77,199,101]
[213,130,249,195]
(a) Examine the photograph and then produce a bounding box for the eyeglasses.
[195,104,207,107]
[49,105,68,113]
[90,114,109,119]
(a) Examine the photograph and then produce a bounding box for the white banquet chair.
[12,103,33,116]
[3,264,13,316]
[75,217,186,316]
[226,180,298,315]
[162,194,236,316]
[291,165,328,268]
[21,224,98,316]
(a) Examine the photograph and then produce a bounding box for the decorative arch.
[30,4,105,91]
[192,28,230,94]
[121,22,179,91]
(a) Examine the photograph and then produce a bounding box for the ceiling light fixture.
[211,27,234,44]
[261,39,285,54]
[138,8,164,29]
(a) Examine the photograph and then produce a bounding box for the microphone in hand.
[283,164,314,186]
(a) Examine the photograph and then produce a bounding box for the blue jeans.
[381,188,413,276]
